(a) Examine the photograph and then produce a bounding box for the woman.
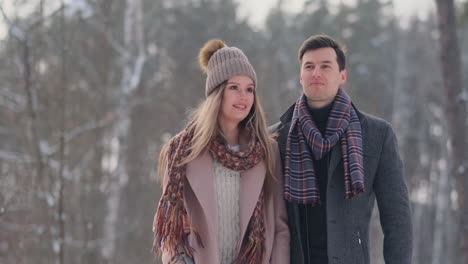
[152,39,289,264]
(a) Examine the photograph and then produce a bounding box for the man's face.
[300,47,347,108]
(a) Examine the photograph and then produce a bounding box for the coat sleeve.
[270,142,290,264]
[374,125,413,264]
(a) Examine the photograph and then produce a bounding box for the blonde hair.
[158,82,276,184]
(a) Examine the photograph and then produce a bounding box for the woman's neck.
[219,120,240,146]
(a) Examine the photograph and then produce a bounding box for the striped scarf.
[153,124,266,264]
[284,88,364,205]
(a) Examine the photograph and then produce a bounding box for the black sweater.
[298,102,332,264]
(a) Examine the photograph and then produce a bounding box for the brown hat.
[198,39,257,96]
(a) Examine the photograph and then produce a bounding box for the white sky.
[0,0,452,39]
[237,0,437,28]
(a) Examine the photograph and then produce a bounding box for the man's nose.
[312,68,322,77]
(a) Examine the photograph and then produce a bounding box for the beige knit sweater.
[213,159,241,264]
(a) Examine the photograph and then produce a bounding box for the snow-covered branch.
[0,88,26,112]
[0,3,64,42]
[39,116,114,156]
[83,17,128,58]
[0,5,26,41]
[0,150,33,163]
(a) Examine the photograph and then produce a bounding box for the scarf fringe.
[233,191,266,264]
[234,237,265,264]
[152,197,201,258]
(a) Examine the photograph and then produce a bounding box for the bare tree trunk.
[414,138,436,263]
[56,1,67,263]
[22,39,45,190]
[102,0,146,261]
[435,1,468,263]
[431,157,450,264]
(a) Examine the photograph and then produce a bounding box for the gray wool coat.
[270,103,413,264]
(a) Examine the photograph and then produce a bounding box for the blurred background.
[0,0,467,263]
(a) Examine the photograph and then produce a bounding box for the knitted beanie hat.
[198,39,257,96]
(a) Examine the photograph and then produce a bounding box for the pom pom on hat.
[198,39,225,73]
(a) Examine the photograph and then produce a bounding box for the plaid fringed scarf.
[153,124,266,264]
[284,88,364,205]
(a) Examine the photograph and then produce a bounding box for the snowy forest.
[1,0,468,263]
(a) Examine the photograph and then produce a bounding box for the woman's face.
[219,75,255,127]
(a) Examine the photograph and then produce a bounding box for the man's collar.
[351,102,367,125]
[279,103,296,124]
[280,100,368,125]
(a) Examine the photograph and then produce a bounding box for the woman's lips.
[233,104,247,110]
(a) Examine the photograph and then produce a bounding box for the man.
[270,35,412,264]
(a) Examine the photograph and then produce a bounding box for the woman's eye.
[229,85,238,90]
[247,87,254,93]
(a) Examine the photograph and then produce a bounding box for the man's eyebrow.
[303,60,333,64]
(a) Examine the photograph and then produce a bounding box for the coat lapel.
[186,151,266,249]
[328,143,342,179]
[239,161,266,243]
[186,151,217,238]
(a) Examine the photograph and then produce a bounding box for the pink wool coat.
[155,144,290,264]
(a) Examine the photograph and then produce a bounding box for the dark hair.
[298,34,346,71]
